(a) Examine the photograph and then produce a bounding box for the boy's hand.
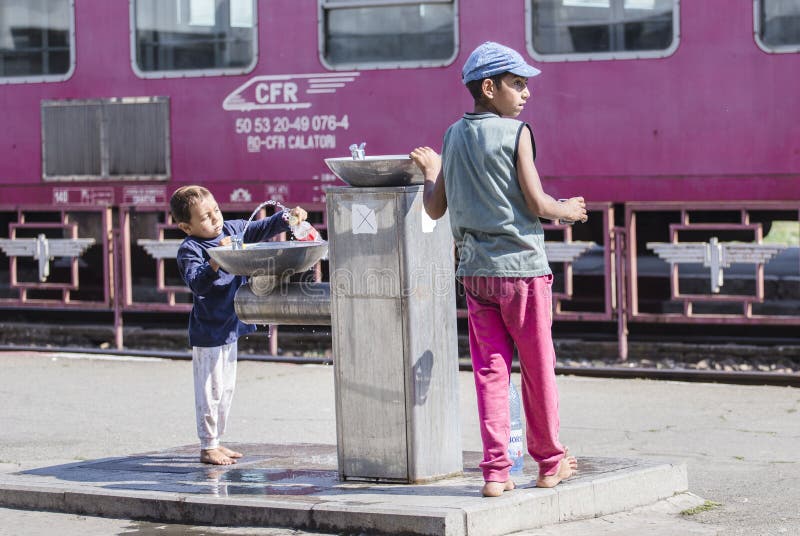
[209,235,232,271]
[410,147,442,181]
[287,206,307,225]
[561,197,588,223]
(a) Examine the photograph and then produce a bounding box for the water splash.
[232,200,286,250]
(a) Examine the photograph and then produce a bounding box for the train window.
[526,0,679,62]
[42,97,170,181]
[0,0,75,84]
[755,0,800,52]
[318,0,458,70]
[131,0,257,78]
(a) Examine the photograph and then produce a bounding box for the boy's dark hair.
[466,73,505,102]
[170,185,212,224]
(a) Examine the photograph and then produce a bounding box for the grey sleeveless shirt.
[441,112,551,277]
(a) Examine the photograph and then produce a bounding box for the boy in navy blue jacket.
[170,185,307,465]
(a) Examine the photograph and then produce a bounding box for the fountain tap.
[232,200,286,250]
[349,143,366,160]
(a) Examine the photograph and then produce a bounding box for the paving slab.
[0,443,686,536]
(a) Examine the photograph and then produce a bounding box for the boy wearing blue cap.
[411,42,586,497]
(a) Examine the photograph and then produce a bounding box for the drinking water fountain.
[208,146,462,483]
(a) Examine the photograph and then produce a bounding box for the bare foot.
[481,479,515,497]
[218,445,243,459]
[200,448,235,465]
[536,453,577,488]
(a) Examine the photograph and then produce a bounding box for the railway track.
[550,363,799,387]
[2,343,798,388]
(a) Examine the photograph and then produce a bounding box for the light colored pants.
[462,275,565,483]
[192,343,238,450]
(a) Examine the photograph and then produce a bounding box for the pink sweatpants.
[462,275,565,482]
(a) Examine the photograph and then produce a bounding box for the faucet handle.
[349,143,366,160]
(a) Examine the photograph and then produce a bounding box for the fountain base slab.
[0,443,691,536]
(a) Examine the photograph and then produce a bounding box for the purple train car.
[0,0,798,351]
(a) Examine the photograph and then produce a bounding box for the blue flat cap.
[462,41,541,84]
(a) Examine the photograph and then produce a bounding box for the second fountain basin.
[324,155,424,187]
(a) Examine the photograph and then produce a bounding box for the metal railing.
[0,201,796,358]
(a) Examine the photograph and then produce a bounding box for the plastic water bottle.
[290,220,320,241]
[285,214,320,241]
[508,381,524,474]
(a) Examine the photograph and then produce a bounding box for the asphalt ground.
[0,350,798,535]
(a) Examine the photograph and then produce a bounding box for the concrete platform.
[0,443,687,536]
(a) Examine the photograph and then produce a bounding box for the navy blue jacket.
[176,213,290,347]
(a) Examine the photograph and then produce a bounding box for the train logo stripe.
[223,72,360,112]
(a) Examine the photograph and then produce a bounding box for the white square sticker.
[352,204,377,234]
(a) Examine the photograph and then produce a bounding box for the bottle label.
[509,428,523,459]
[294,223,319,241]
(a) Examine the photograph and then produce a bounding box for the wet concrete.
[0,443,686,536]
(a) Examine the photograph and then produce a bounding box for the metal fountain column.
[326,183,462,483]
[211,154,463,484]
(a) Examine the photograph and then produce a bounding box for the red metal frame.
[547,203,615,322]
[0,206,111,308]
[0,201,797,359]
[8,222,82,292]
[626,202,800,327]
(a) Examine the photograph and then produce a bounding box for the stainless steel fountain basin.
[324,155,424,187]
[207,241,328,277]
